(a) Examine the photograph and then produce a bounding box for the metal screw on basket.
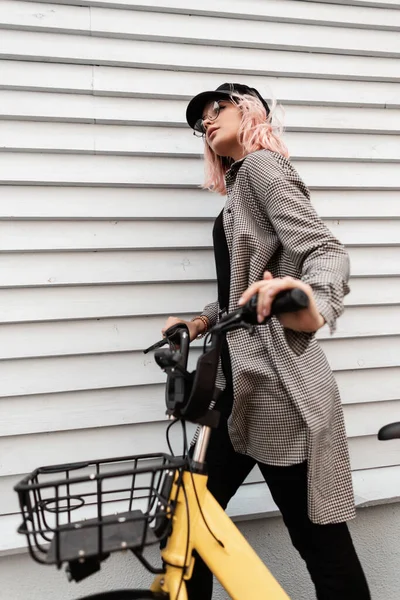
[74,523,82,529]
[118,516,126,523]
[78,549,85,564]
[90,474,95,480]
[121,541,128,550]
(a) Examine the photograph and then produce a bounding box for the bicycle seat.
[378,422,400,440]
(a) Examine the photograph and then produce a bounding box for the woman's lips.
[208,128,218,140]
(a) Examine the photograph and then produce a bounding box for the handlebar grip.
[378,422,400,441]
[247,288,309,317]
[271,288,309,315]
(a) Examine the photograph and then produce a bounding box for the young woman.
[162,83,370,599]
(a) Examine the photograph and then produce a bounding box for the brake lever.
[143,338,168,354]
[143,323,189,354]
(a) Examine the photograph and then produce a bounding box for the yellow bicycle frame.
[151,469,290,600]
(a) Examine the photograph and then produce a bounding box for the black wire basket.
[14,453,186,575]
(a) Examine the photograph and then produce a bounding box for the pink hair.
[202,93,289,195]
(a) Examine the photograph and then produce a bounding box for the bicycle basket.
[14,453,186,568]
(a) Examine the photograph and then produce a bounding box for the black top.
[212,211,233,391]
[213,210,231,313]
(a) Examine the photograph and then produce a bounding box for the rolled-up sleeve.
[201,300,219,328]
[264,174,350,334]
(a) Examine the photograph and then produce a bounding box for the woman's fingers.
[161,316,182,335]
[238,280,266,305]
[263,270,273,281]
[255,277,296,322]
[239,276,311,322]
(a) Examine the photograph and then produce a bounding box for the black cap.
[186,82,270,130]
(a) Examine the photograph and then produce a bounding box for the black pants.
[186,389,371,600]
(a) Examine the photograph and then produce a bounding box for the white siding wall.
[0,0,400,566]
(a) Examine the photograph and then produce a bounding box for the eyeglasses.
[193,100,224,137]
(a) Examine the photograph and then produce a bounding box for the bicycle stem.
[192,425,212,464]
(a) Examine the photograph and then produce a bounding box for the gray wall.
[1,503,399,600]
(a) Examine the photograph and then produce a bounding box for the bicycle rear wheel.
[76,591,168,599]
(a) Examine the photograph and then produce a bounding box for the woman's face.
[202,100,243,160]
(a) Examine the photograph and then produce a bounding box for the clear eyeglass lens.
[204,101,221,122]
[193,118,206,135]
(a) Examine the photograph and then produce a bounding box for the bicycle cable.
[166,418,180,456]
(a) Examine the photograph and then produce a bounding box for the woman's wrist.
[191,315,210,338]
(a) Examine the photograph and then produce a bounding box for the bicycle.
[15,289,310,600]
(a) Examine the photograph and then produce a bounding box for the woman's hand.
[161,317,204,342]
[238,271,325,333]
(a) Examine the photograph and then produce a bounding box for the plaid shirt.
[202,150,355,525]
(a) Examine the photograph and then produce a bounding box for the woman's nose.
[202,116,213,131]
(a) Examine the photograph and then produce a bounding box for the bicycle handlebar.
[149,289,309,424]
[144,288,309,354]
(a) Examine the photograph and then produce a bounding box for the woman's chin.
[210,140,232,157]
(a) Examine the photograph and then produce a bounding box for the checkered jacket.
[201,150,356,525]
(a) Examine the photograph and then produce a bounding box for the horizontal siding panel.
[0,277,398,324]
[2,61,400,109]
[0,220,215,251]
[344,399,400,437]
[2,3,400,58]
[348,247,400,275]
[2,121,400,159]
[317,305,400,337]
[0,421,193,478]
[0,367,398,439]
[350,435,400,470]
[18,0,400,29]
[0,337,398,398]
[320,220,400,245]
[0,306,399,360]
[1,31,400,82]
[0,154,399,188]
[0,385,167,438]
[335,367,400,404]
[306,1,400,9]
[0,187,225,219]
[0,283,218,322]
[0,250,217,286]
[340,277,400,304]
[1,93,400,135]
[0,248,399,289]
[0,187,399,220]
[321,335,400,371]
[92,68,400,107]
[0,219,398,251]
[0,351,199,398]
[0,421,397,479]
